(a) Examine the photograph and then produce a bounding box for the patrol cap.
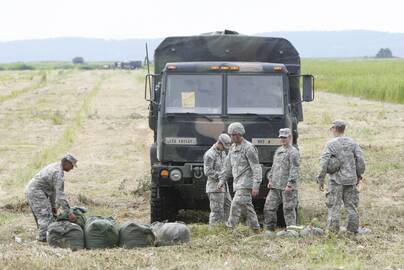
[63,153,78,167]
[218,133,232,149]
[228,122,245,135]
[330,120,346,129]
[278,128,291,138]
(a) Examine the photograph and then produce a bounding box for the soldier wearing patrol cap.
[263,128,300,231]
[25,154,78,242]
[218,122,262,233]
[316,120,366,233]
[203,133,232,225]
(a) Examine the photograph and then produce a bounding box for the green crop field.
[302,58,404,104]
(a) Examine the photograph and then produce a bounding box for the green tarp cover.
[119,221,155,248]
[85,216,119,249]
[47,221,84,250]
[154,34,300,74]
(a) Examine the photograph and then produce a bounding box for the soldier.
[263,128,300,231]
[316,120,366,233]
[203,133,232,226]
[25,154,78,242]
[218,122,262,233]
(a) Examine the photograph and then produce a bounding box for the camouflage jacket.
[25,162,70,212]
[268,145,300,190]
[219,139,262,191]
[203,145,227,193]
[317,136,365,185]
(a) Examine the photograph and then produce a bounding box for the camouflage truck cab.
[145,32,314,223]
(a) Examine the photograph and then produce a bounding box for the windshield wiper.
[240,113,282,121]
[167,113,213,122]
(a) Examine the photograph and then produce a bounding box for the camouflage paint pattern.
[317,135,365,233]
[267,144,300,190]
[208,191,232,225]
[226,189,260,229]
[219,138,262,229]
[326,180,359,233]
[25,162,71,240]
[219,139,262,191]
[204,144,232,225]
[263,189,298,230]
[26,190,53,241]
[317,136,365,185]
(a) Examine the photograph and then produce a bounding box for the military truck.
[145,31,314,223]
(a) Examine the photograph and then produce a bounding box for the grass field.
[302,58,404,104]
[0,66,403,269]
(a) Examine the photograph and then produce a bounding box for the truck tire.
[150,186,178,223]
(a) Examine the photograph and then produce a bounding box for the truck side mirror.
[302,75,314,102]
[144,73,159,104]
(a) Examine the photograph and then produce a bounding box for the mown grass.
[0,71,48,104]
[0,68,403,269]
[302,58,404,104]
[7,75,106,187]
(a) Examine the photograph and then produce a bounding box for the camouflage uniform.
[204,144,232,225]
[264,142,300,230]
[25,162,71,241]
[317,121,365,233]
[219,138,262,229]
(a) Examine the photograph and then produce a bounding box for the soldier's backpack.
[57,206,87,229]
[47,221,85,250]
[151,221,191,246]
[327,156,340,174]
[84,216,119,249]
[119,221,155,248]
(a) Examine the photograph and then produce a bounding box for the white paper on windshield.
[181,91,195,108]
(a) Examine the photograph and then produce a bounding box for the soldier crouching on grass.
[316,120,366,234]
[217,122,262,233]
[25,154,78,242]
[263,128,300,231]
[203,133,232,226]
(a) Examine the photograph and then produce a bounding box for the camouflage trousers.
[207,190,232,226]
[26,189,53,241]
[226,189,260,229]
[326,180,359,233]
[263,189,298,230]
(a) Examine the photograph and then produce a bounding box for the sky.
[1,0,403,41]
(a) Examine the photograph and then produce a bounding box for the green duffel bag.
[57,206,87,229]
[119,221,155,248]
[47,221,85,250]
[85,216,119,249]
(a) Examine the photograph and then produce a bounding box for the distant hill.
[257,30,404,58]
[0,30,403,63]
[0,37,162,63]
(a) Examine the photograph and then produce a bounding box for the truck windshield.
[165,75,222,114]
[227,75,284,114]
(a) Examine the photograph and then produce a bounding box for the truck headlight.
[169,169,182,181]
[265,169,271,180]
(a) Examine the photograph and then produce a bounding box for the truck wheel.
[150,186,178,223]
